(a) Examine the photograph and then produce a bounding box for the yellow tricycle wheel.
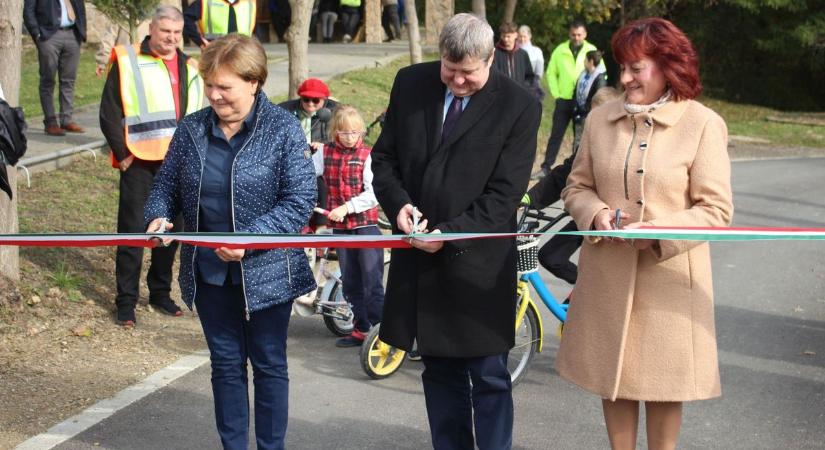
[360,323,406,379]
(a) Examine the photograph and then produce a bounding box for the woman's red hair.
[611,17,702,101]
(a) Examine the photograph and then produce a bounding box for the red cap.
[297,78,330,98]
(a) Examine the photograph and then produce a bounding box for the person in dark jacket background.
[492,21,538,99]
[371,14,541,450]
[572,50,608,151]
[23,0,87,136]
[145,34,315,450]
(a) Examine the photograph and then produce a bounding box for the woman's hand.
[215,247,245,262]
[622,221,656,250]
[593,208,630,242]
[328,205,349,222]
[146,218,174,247]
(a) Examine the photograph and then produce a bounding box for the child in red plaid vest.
[323,106,385,347]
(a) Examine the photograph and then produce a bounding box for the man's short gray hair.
[518,25,532,36]
[439,13,494,63]
[152,5,184,23]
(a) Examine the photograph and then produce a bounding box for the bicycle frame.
[514,206,573,354]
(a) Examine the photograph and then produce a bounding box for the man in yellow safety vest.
[99,5,205,327]
[184,0,257,48]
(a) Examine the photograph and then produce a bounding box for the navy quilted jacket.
[144,92,317,315]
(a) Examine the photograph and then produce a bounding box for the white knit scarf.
[624,90,672,115]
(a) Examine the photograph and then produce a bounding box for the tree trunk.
[406,0,422,64]
[503,0,517,23]
[425,0,453,45]
[0,0,22,281]
[286,0,314,99]
[365,0,382,43]
[471,0,486,21]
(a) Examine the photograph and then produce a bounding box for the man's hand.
[409,229,443,253]
[622,221,655,250]
[328,204,348,222]
[397,204,428,234]
[215,247,245,262]
[146,217,174,247]
[95,64,106,77]
[119,154,135,172]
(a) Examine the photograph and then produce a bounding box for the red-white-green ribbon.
[0,226,823,249]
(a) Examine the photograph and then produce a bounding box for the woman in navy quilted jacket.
[144,34,316,450]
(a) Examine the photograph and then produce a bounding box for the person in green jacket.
[534,20,603,179]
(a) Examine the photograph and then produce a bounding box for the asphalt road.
[52,158,825,450]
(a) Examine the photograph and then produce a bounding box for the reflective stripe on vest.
[199,0,256,40]
[115,45,204,161]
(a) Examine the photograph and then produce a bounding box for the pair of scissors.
[149,217,171,247]
[410,206,420,238]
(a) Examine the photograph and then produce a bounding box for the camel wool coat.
[558,98,734,402]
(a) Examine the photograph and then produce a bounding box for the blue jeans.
[195,283,292,450]
[334,226,385,332]
[421,352,513,450]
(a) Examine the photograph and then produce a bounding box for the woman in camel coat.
[559,18,733,450]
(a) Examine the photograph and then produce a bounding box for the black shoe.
[116,309,137,327]
[407,349,421,361]
[150,297,183,317]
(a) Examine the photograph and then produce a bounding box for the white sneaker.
[342,34,352,43]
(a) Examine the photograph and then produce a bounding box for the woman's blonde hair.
[199,34,267,90]
[329,105,366,136]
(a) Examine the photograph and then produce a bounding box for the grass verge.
[20,43,106,121]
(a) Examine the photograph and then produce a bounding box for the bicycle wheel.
[322,281,354,337]
[509,296,540,385]
[360,323,406,379]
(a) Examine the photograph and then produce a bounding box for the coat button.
[637,199,644,206]
[639,141,648,150]
[637,169,644,174]
[644,118,653,127]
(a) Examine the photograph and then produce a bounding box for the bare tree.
[91,0,160,43]
[472,0,486,21]
[503,0,517,23]
[406,0,423,64]
[0,0,22,281]
[286,0,314,99]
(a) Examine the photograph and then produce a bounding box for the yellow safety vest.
[113,45,204,161]
[340,0,361,6]
[198,0,256,40]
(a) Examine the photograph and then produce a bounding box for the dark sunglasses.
[301,97,323,104]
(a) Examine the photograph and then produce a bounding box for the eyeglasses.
[336,131,362,137]
[301,97,323,104]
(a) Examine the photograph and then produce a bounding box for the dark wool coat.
[371,61,542,357]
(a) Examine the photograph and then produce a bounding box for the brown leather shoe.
[61,122,85,133]
[45,124,66,136]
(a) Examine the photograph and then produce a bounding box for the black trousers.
[115,160,180,317]
[542,98,576,169]
[381,5,401,40]
[421,353,513,450]
[538,219,581,285]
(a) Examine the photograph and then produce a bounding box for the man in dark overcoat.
[371,13,541,450]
